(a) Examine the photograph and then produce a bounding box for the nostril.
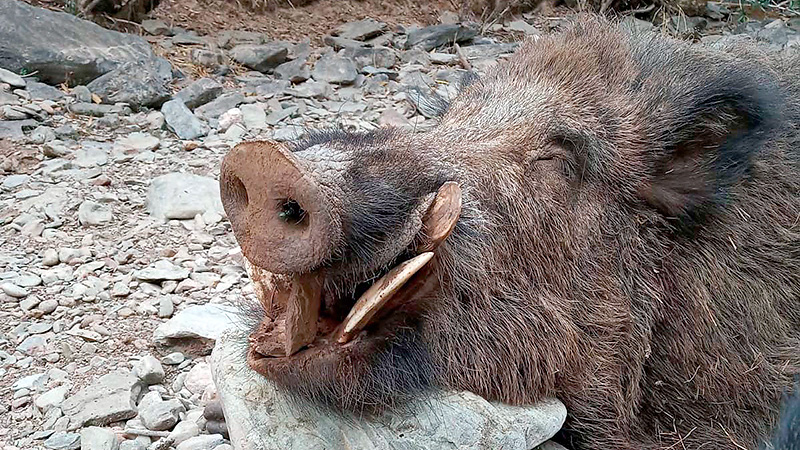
[278,199,307,226]
[227,175,249,212]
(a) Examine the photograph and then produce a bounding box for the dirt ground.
[153,0,463,43]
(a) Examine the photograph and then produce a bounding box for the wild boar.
[218,15,800,450]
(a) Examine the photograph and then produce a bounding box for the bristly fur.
[238,14,800,450]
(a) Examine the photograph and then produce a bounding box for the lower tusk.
[337,252,434,344]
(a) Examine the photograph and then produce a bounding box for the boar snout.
[219,140,341,274]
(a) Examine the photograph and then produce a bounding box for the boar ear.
[418,182,462,252]
[640,73,780,225]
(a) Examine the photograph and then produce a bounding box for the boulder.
[0,0,171,105]
[211,331,567,450]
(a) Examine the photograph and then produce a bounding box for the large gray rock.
[146,172,224,220]
[405,23,479,51]
[211,332,567,450]
[0,0,172,91]
[61,370,145,429]
[86,59,172,107]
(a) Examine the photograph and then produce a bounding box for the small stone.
[138,391,185,431]
[43,249,60,266]
[132,355,165,385]
[184,362,213,395]
[405,23,478,51]
[334,18,386,41]
[80,426,119,450]
[288,80,332,99]
[175,435,224,450]
[239,103,267,131]
[61,370,144,428]
[168,420,200,445]
[312,54,358,85]
[191,49,225,68]
[195,93,245,121]
[217,108,242,132]
[274,57,311,83]
[119,441,146,450]
[2,282,29,298]
[162,352,185,365]
[35,385,70,410]
[175,78,224,109]
[158,296,174,318]
[27,81,65,101]
[134,260,190,282]
[146,173,224,220]
[54,124,78,138]
[230,43,289,72]
[12,372,48,391]
[44,432,81,450]
[39,299,59,314]
[162,99,208,140]
[507,19,539,35]
[74,143,109,167]
[19,296,40,310]
[0,67,26,88]
[72,86,92,103]
[30,125,56,144]
[153,304,238,345]
[78,201,113,226]
[116,133,160,152]
[2,174,29,190]
[142,19,172,36]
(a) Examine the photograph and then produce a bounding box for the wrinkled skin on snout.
[219,16,800,450]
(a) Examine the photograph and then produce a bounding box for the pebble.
[162,99,209,140]
[174,78,224,109]
[175,434,224,450]
[162,352,186,365]
[133,354,166,385]
[44,431,81,450]
[0,67,26,88]
[137,391,185,431]
[311,54,359,85]
[80,426,119,450]
[39,299,58,314]
[2,282,29,298]
[78,200,113,226]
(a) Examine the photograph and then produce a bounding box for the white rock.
[211,332,567,450]
[132,355,165,385]
[80,426,119,450]
[146,173,224,220]
[78,201,113,226]
[184,362,213,395]
[168,419,201,445]
[153,304,240,345]
[2,282,29,298]
[175,434,224,450]
[35,385,70,410]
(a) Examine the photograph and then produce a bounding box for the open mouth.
[218,140,463,370]
[243,251,436,362]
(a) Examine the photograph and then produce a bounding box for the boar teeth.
[337,252,434,344]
